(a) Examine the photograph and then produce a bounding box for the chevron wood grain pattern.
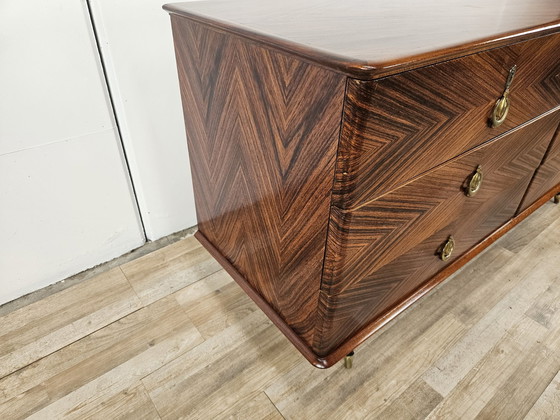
[332,33,560,210]
[170,15,346,347]
[519,123,560,212]
[316,111,560,355]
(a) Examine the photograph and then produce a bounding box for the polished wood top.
[164,0,560,79]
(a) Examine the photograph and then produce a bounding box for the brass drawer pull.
[466,165,483,197]
[439,236,455,261]
[490,65,516,128]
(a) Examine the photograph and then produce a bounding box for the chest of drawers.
[165,0,560,367]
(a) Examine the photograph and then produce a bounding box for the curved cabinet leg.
[554,193,560,204]
[343,351,355,369]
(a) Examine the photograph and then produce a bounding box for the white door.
[0,0,145,304]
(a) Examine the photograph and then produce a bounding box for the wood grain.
[525,370,560,419]
[374,378,443,420]
[519,122,560,212]
[163,0,560,79]
[142,310,301,419]
[213,392,283,420]
[424,267,557,398]
[0,296,202,419]
[317,111,560,356]
[424,318,552,419]
[73,383,161,420]
[171,16,346,347]
[0,267,142,380]
[120,235,222,306]
[332,34,560,209]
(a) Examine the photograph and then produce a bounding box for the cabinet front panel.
[518,124,560,212]
[333,33,560,210]
[315,110,560,355]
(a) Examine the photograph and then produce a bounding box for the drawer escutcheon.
[439,236,455,261]
[490,65,517,128]
[466,165,484,197]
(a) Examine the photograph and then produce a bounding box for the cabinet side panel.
[170,16,346,346]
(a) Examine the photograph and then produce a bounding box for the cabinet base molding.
[196,184,560,368]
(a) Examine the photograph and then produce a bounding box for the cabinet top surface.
[164,0,560,79]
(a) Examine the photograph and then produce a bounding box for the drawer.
[518,123,560,212]
[316,110,560,355]
[333,33,560,210]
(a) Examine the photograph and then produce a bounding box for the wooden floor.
[1,201,560,419]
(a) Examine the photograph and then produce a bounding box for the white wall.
[88,0,197,240]
[0,1,145,304]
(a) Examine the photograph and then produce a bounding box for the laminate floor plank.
[525,278,560,329]
[497,202,559,253]
[0,296,202,419]
[68,383,161,420]
[179,272,259,339]
[525,370,560,420]
[142,310,301,419]
[423,216,560,397]
[265,313,465,420]
[0,267,142,379]
[474,342,560,420]
[1,202,559,419]
[372,378,443,420]
[173,268,233,308]
[424,316,551,419]
[213,391,284,420]
[120,235,223,306]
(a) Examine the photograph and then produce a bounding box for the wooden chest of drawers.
[165,0,560,367]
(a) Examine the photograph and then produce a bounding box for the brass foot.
[554,193,560,204]
[343,351,354,369]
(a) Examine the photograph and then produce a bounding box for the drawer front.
[333,33,560,210]
[315,111,560,355]
[518,123,560,212]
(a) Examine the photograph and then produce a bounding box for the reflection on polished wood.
[170,16,346,350]
[164,0,560,78]
[317,112,560,356]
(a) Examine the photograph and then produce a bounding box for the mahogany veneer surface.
[164,0,560,79]
[318,111,560,355]
[166,1,560,367]
[333,34,560,208]
[171,17,346,347]
[519,126,560,212]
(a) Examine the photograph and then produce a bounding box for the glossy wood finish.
[317,182,560,368]
[332,33,560,209]
[171,16,346,347]
[167,2,560,367]
[519,124,560,212]
[317,111,560,356]
[164,0,560,79]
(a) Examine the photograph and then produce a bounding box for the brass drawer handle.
[439,236,455,261]
[466,165,483,197]
[490,65,516,128]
